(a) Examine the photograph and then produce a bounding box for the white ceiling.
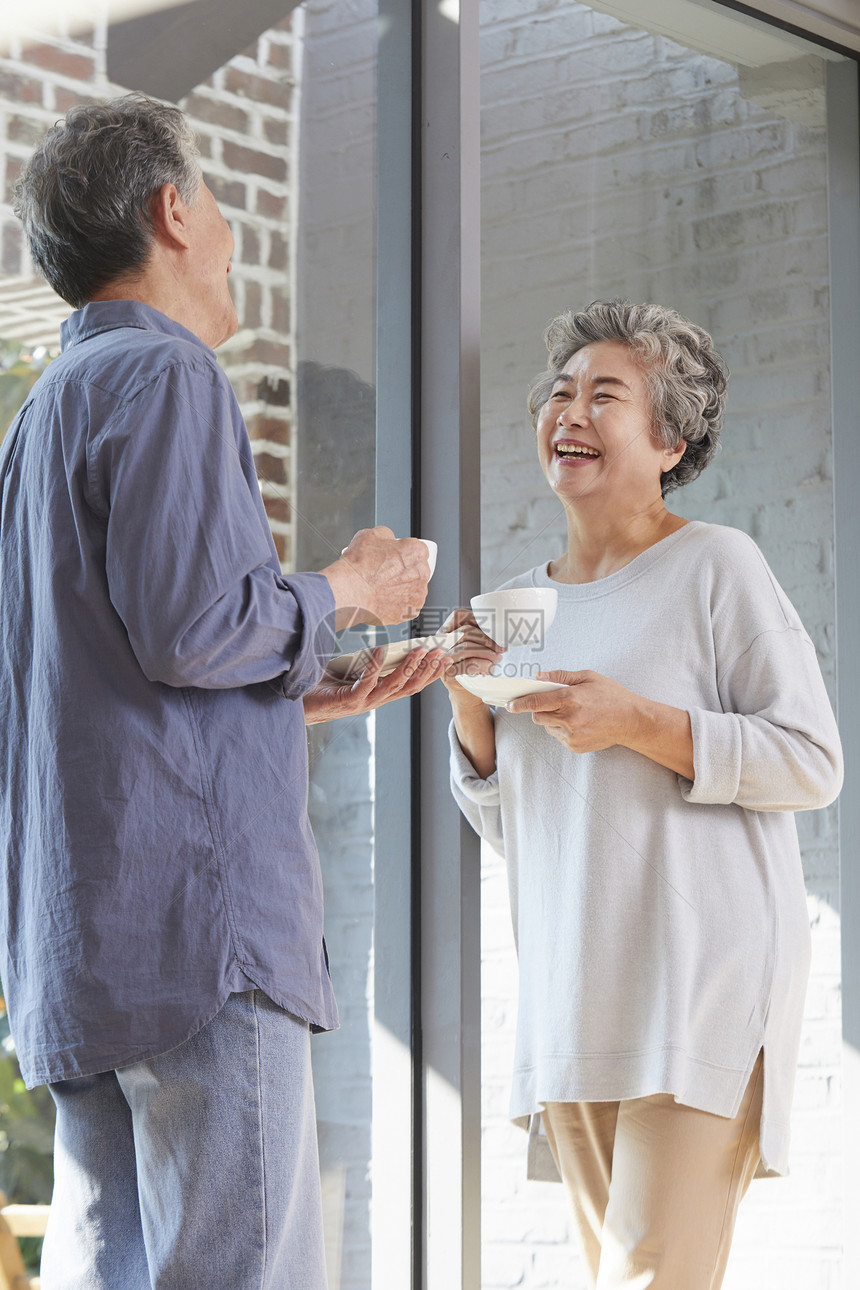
[0,1,188,55]
[6,1,180,35]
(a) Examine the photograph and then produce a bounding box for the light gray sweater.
[450,522,842,1175]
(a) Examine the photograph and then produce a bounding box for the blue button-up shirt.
[0,301,339,1087]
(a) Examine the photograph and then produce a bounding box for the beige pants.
[541,1053,764,1290]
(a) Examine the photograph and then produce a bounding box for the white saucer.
[326,630,463,681]
[455,675,566,705]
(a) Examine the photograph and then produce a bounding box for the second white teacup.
[470,587,558,649]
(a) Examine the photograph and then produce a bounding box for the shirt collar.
[60,300,213,354]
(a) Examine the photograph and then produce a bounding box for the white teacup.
[418,539,437,578]
[470,588,558,649]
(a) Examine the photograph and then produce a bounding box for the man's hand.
[303,646,448,725]
[321,528,431,631]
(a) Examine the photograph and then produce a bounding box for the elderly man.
[0,93,440,1289]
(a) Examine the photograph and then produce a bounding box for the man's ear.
[150,183,191,250]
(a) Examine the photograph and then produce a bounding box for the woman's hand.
[438,609,504,779]
[439,609,505,700]
[505,669,636,751]
[506,669,694,777]
[303,646,448,725]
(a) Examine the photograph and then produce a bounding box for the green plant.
[0,987,54,1273]
[0,338,54,441]
[0,339,58,1274]
[0,340,58,1274]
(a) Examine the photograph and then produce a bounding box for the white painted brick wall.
[479,3,842,1287]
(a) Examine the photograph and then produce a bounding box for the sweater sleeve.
[679,535,842,812]
[449,720,506,857]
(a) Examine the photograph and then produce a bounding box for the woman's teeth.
[556,444,599,457]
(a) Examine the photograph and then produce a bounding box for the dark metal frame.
[375,2,482,1286]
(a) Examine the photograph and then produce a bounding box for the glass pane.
[0,4,381,1286]
[294,6,379,1288]
[479,3,847,1287]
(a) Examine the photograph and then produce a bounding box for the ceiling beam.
[106,0,301,102]
[717,0,860,55]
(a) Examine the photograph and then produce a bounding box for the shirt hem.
[22,974,339,1089]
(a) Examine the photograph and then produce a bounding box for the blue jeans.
[41,991,328,1290]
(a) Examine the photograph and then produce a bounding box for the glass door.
[292,5,385,1286]
[478,3,852,1286]
[0,4,409,1286]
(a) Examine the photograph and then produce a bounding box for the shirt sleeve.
[679,536,843,812]
[89,357,335,695]
[449,719,505,857]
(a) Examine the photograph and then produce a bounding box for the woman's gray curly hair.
[13,93,201,309]
[528,300,728,495]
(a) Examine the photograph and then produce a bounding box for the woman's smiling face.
[535,339,685,507]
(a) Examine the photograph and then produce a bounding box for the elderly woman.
[443,300,843,1289]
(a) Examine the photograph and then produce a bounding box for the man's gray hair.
[528,300,728,495]
[13,93,202,310]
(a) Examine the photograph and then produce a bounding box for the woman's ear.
[661,440,687,473]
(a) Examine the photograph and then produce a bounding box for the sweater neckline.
[531,520,705,599]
